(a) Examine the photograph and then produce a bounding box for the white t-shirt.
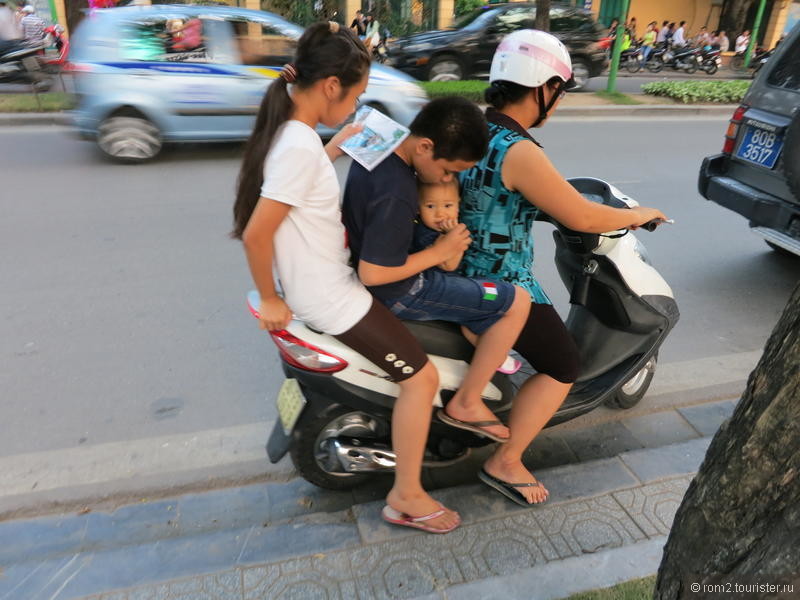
[261,120,372,335]
[735,35,749,53]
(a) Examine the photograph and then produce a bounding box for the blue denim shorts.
[386,270,516,335]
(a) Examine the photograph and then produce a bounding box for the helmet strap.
[533,81,564,127]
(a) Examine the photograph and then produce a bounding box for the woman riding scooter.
[459,30,669,505]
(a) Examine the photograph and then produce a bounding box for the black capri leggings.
[513,302,581,384]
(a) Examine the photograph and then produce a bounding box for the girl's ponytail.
[231,22,369,240]
[232,76,292,239]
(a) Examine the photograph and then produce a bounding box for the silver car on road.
[69,5,428,162]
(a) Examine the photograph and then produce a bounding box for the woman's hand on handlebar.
[258,295,293,331]
[628,206,669,230]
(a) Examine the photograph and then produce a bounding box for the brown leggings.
[334,299,429,382]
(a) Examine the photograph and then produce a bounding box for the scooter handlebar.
[639,218,674,232]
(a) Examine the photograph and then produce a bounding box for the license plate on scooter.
[276,378,306,434]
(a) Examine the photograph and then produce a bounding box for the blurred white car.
[69,5,428,162]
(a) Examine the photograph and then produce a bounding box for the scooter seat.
[400,320,475,362]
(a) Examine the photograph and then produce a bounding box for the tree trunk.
[654,282,800,599]
[535,0,550,32]
[720,0,757,38]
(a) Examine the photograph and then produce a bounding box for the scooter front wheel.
[645,59,663,73]
[290,405,383,490]
[625,57,642,73]
[605,355,657,410]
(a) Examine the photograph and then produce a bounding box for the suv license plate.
[736,125,783,169]
[276,378,306,434]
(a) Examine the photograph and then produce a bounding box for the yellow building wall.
[762,0,791,48]
[437,0,454,29]
[626,0,720,37]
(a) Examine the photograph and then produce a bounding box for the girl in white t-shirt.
[231,22,464,534]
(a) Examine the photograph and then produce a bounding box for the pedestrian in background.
[735,30,750,54]
[641,22,657,62]
[20,5,45,44]
[350,9,365,39]
[673,21,687,47]
[607,17,618,39]
[364,13,380,52]
[717,30,730,52]
[695,26,710,47]
[626,16,637,40]
[656,20,669,44]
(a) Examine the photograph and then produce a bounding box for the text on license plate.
[737,126,783,169]
[276,378,306,434]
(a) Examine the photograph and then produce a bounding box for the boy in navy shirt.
[343,97,529,442]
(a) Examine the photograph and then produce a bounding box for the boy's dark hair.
[409,97,488,162]
[232,22,369,240]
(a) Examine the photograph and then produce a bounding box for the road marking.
[0,350,762,501]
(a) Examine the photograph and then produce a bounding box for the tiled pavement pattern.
[0,399,736,600]
[64,476,691,600]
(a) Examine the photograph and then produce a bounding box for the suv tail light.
[268,329,348,373]
[723,105,748,154]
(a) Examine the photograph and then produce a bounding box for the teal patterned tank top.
[459,112,551,305]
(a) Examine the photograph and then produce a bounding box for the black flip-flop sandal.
[436,409,510,443]
[478,468,548,506]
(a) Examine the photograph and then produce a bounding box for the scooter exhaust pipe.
[329,438,472,473]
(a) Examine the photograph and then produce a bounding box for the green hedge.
[641,80,751,103]
[419,80,490,103]
[0,92,74,112]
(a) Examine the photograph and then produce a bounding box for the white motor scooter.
[248,178,679,489]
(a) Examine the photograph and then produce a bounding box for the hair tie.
[281,63,297,83]
[329,21,339,34]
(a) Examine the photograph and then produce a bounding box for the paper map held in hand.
[338,105,410,171]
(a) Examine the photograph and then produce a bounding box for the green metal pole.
[46,0,58,25]
[744,0,768,69]
[606,0,630,93]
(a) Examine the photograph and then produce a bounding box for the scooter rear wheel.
[291,405,380,490]
[605,355,657,410]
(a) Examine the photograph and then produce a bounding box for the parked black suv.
[385,2,607,90]
[698,23,800,257]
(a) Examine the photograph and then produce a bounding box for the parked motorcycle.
[251,178,679,490]
[730,46,771,72]
[0,39,50,89]
[621,44,644,73]
[697,45,722,75]
[644,43,668,72]
[662,44,701,74]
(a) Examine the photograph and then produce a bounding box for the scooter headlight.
[633,239,652,265]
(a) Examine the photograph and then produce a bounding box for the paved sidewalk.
[0,397,739,600]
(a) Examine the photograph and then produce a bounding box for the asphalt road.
[0,117,797,463]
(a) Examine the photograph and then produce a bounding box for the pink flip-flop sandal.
[381,504,460,534]
[498,356,522,375]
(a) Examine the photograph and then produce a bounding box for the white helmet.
[22,4,35,12]
[490,29,575,89]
